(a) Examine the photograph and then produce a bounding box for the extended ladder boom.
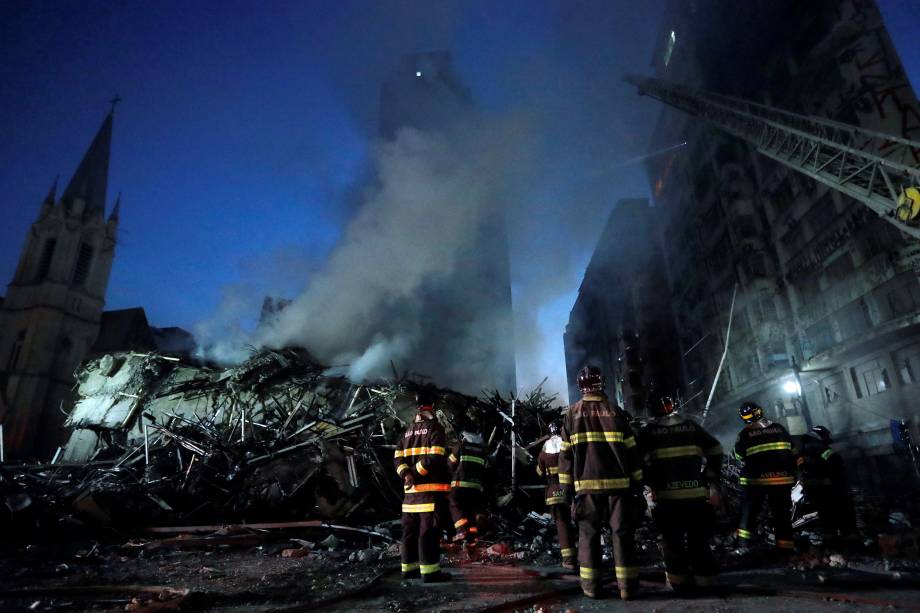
[627,75,920,239]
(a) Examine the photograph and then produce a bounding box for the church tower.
[0,108,119,459]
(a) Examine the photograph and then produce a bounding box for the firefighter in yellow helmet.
[733,401,796,554]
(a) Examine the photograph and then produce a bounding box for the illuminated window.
[664,30,677,67]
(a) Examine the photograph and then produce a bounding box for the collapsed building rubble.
[1,349,561,531]
[4,349,920,610]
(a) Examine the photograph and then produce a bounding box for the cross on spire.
[109,95,123,114]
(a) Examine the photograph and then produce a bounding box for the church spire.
[109,192,121,223]
[60,108,114,217]
[44,175,59,205]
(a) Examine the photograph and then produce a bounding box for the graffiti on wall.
[835,0,920,162]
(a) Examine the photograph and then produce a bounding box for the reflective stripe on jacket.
[638,415,723,501]
[394,414,449,510]
[448,440,487,489]
[538,440,568,505]
[558,393,642,495]
[733,421,795,487]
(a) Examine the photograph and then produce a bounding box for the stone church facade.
[0,110,119,459]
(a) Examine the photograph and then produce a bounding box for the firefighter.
[638,396,723,593]
[447,426,487,542]
[536,418,576,570]
[394,387,452,582]
[798,425,857,541]
[558,365,643,600]
[733,401,796,553]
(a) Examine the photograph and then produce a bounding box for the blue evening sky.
[1,1,918,394]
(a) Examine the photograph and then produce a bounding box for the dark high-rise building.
[564,198,680,411]
[378,51,516,394]
[379,51,472,140]
[641,0,920,493]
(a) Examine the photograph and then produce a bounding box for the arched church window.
[36,238,57,280]
[72,242,94,286]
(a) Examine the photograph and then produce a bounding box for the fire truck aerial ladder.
[626,75,920,240]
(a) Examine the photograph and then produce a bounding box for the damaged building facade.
[565,0,920,492]
[563,198,680,410]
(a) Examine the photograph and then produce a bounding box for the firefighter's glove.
[403,473,415,490]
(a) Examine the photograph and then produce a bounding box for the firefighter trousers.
[449,487,483,537]
[738,485,793,549]
[574,493,639,591]
[652,499,717,586]
[549,503,576,563]
[401,510,440,576]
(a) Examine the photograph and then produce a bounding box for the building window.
[72,242,94,287]
[886,284,920,319]
[804,192,836,236]
[849,367,863,399]
[771,178,795,216]
[36,238,57,280]
[900,358,915,385]
[781,223,803,253]
[863,367,891,396]
[825,253,854,286]
[664,30,677,67]
[862,226,891,260]
[836,297,871,340]
[805,318,835,356]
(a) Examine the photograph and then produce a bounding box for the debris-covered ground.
[4,520,920,612]
[4,349,920,610]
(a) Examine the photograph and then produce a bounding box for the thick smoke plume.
[193,1,669,400]
[199,115,534,393]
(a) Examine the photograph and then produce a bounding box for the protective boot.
[422,570,453,583]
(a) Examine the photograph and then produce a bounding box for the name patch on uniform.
[666,479,700,489]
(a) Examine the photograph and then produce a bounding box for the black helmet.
[577,365,605,394]
[811,425,832,443]
[739,401,764,423]
[653,396,677,417]
[548,419,563,435]
[415,386,437,410]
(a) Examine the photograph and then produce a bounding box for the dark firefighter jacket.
[537,435,568,505]
[394,413,449,512]
[732,420,796,486]
[798,435,845,487]
[448,438,487,490]
[637,415,724,501]
[558,393,643,495]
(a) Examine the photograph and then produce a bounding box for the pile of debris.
[1,349,561,534]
